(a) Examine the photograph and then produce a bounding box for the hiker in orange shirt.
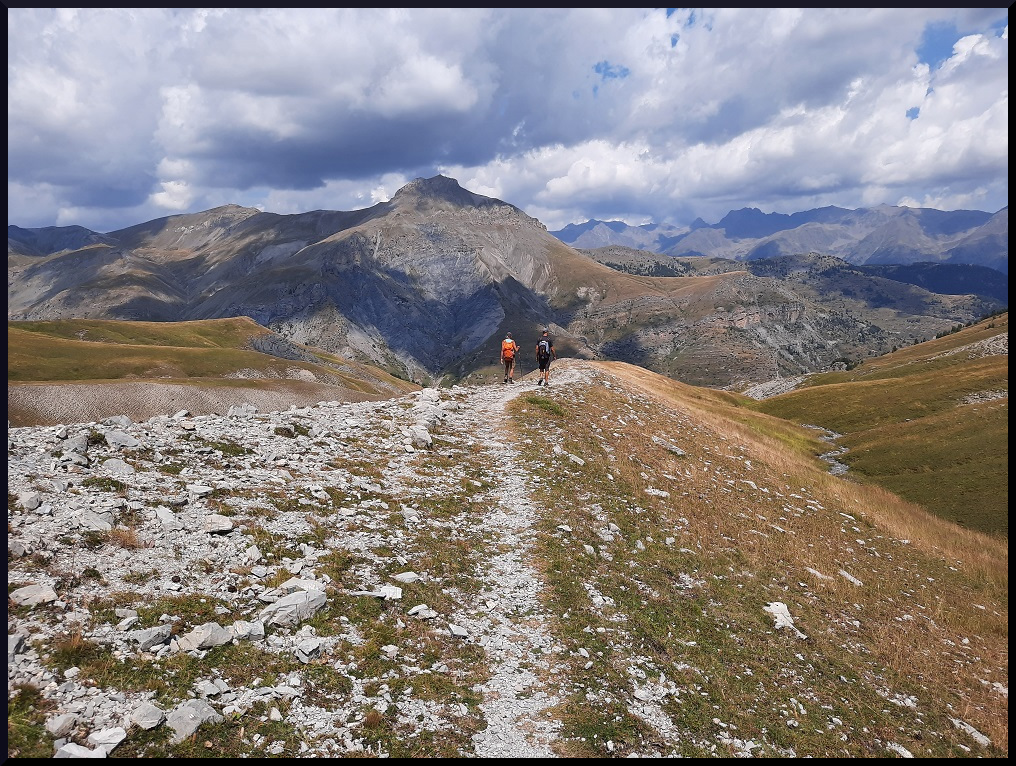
[500,332,518,384]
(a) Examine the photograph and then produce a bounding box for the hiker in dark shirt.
[535,329,556,386]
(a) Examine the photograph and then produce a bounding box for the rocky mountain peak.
[391,174,508,212]
[715,207,793,238]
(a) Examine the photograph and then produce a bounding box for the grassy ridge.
[7,317,416,395]
[8,317,268,348]
[746,313,1008,537]
[9,317,293,382]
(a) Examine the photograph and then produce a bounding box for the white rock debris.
[7,364,587,758]
[763,602,808,640]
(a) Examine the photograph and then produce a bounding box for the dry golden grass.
[815,479,1007,586]
[107,527,148,550]
[8,317,421,427]
[597,359,1008,586]
[510,359,1007,755]
[745,314,1008,536]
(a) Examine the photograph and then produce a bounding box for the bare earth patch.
[7,380,386,427]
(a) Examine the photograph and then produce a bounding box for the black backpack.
[537,338,551,359]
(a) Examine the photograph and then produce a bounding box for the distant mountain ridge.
[549,219,690,253]
[551,204,1008,274]
[7,224,120,257]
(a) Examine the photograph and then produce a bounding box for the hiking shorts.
[538,355,552,372]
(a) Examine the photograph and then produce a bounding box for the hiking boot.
[503,377,508,384]
[508,377,514,384]
[537,379,543,386]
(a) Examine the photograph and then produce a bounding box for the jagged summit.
[391,174,510,212]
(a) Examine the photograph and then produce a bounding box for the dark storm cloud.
[8,8,1008,233]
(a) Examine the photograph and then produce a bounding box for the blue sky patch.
[917,21,958,70]
[594,60,631,82]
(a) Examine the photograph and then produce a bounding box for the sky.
[7,8,1009,235]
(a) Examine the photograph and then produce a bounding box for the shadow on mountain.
[107,253,560,381]
[599,331,653,369]
[857,263,1008,303]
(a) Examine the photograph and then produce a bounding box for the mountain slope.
[8,224,120,256]
[8,177,602,382]
[742,312,1008,536]
[576,248,1002,385]
[7,359,1006,758]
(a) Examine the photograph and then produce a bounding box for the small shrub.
[81,530,107,550]
[29,551,53,569]
[48,629,105,671]
[198,438,253,457]
[123,569,159,585]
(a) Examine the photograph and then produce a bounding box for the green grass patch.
[41,634,304,707]
[123,569,161,585]
[518,393,566,417]
[81,476,129,494]
[190,436,254,458]
[241,523,303,562]
[114,700,303,758]
[134,592,242,630]
[554,697,655,757]
[8,683,56,759]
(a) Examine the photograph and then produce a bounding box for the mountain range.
[8,175,1008,390]
[551,204,1008,274]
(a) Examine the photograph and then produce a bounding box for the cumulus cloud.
[7,8,1008,233]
